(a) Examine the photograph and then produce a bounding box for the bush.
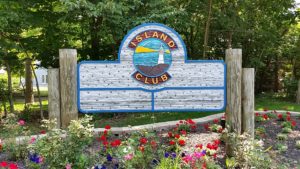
[275,143,288,153]
[27,115,94,168]
[225,132,273,169]
[276,133,288,140]
[282,77,298,100]
[282,127,292,134]
[296,140,300,149]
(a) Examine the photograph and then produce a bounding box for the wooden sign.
[78,23,226,113]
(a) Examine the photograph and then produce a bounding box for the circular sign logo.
[133,38,172,77]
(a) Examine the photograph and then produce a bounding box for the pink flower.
[66,163,71,169]
[18,120,25,126]
[124,153,133,160]
[182,154,193,163]
[29,137,36,144]
[193,152,204,159]
[38,156,44,163]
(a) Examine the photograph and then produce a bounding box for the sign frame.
[77,23,226,113]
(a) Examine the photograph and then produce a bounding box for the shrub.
[225,132,273,169]
[27,115,94,168]
[281,121,296,129]
[275,143,288,153]
[282,127,292,134]
[296,140,300,149]
[1,114,30,160]
[276,133,288,140]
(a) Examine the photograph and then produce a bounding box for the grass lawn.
[255,94,300,112]
[1,93,299,130]
[92,111,222,128]
[14,100,48,111]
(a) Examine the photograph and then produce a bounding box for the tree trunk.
[5,62,14,113]
[31,64,44,119]
[203,0,213,58]
[296,80,300,104]
[273,55,279,92]
[19,72,26,107]
[90,16,102,60]
[227,31,233,49]
[25,58,34,104]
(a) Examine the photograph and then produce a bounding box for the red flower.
[213,119,219,124]
[178,139,185,146]
[287,112,291,115]
[278,114,283,119]
[102,141,109,146]
[286,115,291,121]
[213,139,221,145]
[168,132,173,138]
[186,119,195,125]
[179,120,183,123]
[99,135,106,142]
[105,125,111,130]
[292,121,296,127]
[191,125,197,130]
[221,115,226,119]
[203,123,210,130]
[140,137,148,144]
[263,114,268,120]
[255,112,259,116]
[0,161,8,167]
[150,140,157,148]
[180,130,187,136]
[9,163,18,169]
[196,144,203,149]
[174,134,180,139]
[139,146,145,152]
[217,128,223,133]
[103,130,108,135]
[40,130,46,134]
[110,139,121,147]
[169,140,176,145]
[213,153,217,158]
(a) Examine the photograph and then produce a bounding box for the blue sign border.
[77,23,227,113]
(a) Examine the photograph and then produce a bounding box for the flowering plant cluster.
[255,113,270,122]
[27,115,94,169]
[0,161,18,169]
[203,118,223,133]
[175,119,197,132]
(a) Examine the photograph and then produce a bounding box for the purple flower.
[113,164,119,169]
[171,152,176,158]
[201,150,206,155]
[107,154,113,161]
[164,152,169,158]
[29,153,40,164]
[152,159,159,165]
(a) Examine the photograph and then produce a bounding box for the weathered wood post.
[48,68,61,128]
[225,48,242,156]
[297,80,300,104]
[242,68,255,138]
[59,49,78,128]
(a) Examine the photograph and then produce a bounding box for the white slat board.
[78,23,226,113]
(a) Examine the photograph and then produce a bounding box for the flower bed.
[0,112,299,169]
